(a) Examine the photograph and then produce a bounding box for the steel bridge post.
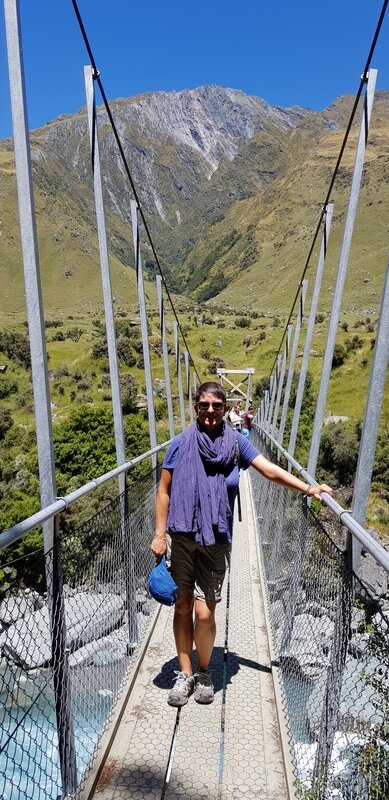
[351,255,389,572]
[246,370,253,409]
[174,321,186,430]
[156,276,175,438]
[308,70,377,479]
[130,201,158,468]
[288,206,334,459]
[262,390,269,427]
[278,280,308,452]
[84,66,126,490]
[267,359,281,440]
[4,1,78,795]
[185,352,194,423]
[271,325,292,440]
[85,67,140,649]
[264,377,274,435]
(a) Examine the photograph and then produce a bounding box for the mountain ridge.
[1,84,388,317]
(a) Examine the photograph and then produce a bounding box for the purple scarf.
[167,421,236,545]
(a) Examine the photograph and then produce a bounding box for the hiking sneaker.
[167,671,195,707]
[194,669,214,704]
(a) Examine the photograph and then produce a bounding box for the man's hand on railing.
[307,483,333,501]
[151,533,167,557]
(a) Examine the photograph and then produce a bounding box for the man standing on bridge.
[151,381,332,707]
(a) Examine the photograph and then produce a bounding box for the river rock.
[3,592,125,670]
[306,656,388,738]
[280,613,333,682]
[0,590,40,626]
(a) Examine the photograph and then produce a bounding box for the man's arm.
[250,455,333,501]
[151,468,172,556]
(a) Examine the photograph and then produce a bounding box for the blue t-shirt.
[163,432,260,544]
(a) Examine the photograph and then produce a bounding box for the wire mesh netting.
[0,465,159,800]
[250,430,389,800]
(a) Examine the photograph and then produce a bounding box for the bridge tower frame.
[216,368,255,410]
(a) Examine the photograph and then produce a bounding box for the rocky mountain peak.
[99,84,315,174]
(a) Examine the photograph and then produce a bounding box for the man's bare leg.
[194,599,216,670]
[173,591,194,674]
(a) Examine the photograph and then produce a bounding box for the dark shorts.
[166,534,231,604]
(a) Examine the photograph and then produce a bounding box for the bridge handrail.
[255,423,389,574]
[0,439,172,551]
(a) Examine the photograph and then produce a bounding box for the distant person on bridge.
[227,400,243,432]
[151,381,332,708]
[241,404,255,437]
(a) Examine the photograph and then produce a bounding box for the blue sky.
[1,0,389,139]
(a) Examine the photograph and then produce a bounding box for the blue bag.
[147,555,178,606]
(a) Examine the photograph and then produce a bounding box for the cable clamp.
[92,67,100,80]
[360,71,369,84]
[55,496,69,510]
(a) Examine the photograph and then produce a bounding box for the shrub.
[67,327,83,342]
[117,336,137,367]
[92,338,108,359]
[77,378,91,391]
[120,374,138,414]
[45,320,63,328]
[0,377,18,399]
[0,409,13,440]
[332,344,347,368]
[101,373,111,388]
[71,369,83,381]
[345,335,363,353]
[317,422,359,486]
[235,317,251,328]
[0,331,31,368]
[53,405,117,487]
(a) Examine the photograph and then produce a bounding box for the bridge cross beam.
[217,368,255,410]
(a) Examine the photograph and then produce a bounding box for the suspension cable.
[267,0,389,383]
[70,0,201,381]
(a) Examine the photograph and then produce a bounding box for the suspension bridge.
[1,1,389,799]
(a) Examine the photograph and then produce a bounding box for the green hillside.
[1,87,389,539]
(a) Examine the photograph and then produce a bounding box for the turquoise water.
[283,673,315,745]
[0,679,115,800]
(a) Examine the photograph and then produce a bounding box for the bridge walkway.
[85,472,288,800]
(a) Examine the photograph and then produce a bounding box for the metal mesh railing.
[0,466,159,800]
[250,430,389,800]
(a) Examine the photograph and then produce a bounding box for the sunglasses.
[197,401,225,411]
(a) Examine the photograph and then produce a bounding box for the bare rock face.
[26,85,326,254]
[105,85,313,174]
